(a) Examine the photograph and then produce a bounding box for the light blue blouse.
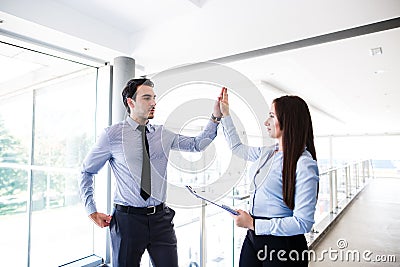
[221,115,319,236]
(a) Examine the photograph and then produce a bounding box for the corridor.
[309,178,400,266]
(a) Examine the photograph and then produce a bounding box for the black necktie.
[138,125,151,200]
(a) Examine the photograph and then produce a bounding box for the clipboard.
[186,185,239,215]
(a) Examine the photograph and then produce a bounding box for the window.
[0,40,100,266]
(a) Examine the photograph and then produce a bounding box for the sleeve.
[77,129,112,215]
[254,155,319,235]
[171,119,218,152]
[220,115,262,161]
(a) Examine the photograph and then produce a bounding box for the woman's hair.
[122,78,154,113]
[273,95,317,210]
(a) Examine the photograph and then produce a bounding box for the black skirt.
[239,229,309,267]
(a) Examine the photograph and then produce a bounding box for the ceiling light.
[374,70,385,74]
[370,47,383,56]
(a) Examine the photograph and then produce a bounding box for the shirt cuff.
[220,115,233,126]
[254,218,272,235]
[86,204,97,216]
[205,118,220,129]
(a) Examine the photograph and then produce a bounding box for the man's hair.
[273,95,317,210]
[122,78,154,113]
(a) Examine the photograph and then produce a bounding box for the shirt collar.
[125,116,155,132]
[274,143,279,151]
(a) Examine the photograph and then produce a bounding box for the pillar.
[112,56,135,123]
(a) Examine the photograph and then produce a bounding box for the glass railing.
[307,159,373,248]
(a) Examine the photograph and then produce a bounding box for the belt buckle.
[147,205,156,215]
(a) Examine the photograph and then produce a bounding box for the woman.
[218,87,319,266]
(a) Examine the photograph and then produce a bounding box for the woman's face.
[264,103,282,139]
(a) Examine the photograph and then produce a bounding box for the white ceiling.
[1,0,400,136]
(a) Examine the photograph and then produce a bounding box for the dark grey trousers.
[110,206,178,267]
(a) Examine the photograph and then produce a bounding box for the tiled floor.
[309,178,400,266]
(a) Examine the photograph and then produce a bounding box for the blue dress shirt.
[79,116,218,215]
[221,115,319,236]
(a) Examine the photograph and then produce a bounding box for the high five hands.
[214,87,230,118]
[215,87,255,230]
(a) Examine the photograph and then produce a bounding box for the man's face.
[130,85,156,120]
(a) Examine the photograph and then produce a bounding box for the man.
[78,78,222,266]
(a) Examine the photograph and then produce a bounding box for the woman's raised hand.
[219,87,230,117]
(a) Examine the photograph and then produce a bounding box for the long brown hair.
[273,95,317,210]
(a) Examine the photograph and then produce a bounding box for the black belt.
[251,215,280,220]
[114,203,165,215]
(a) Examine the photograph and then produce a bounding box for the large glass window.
[30,72,97,266]
[0,40,99,266]
[0,91,32,267]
